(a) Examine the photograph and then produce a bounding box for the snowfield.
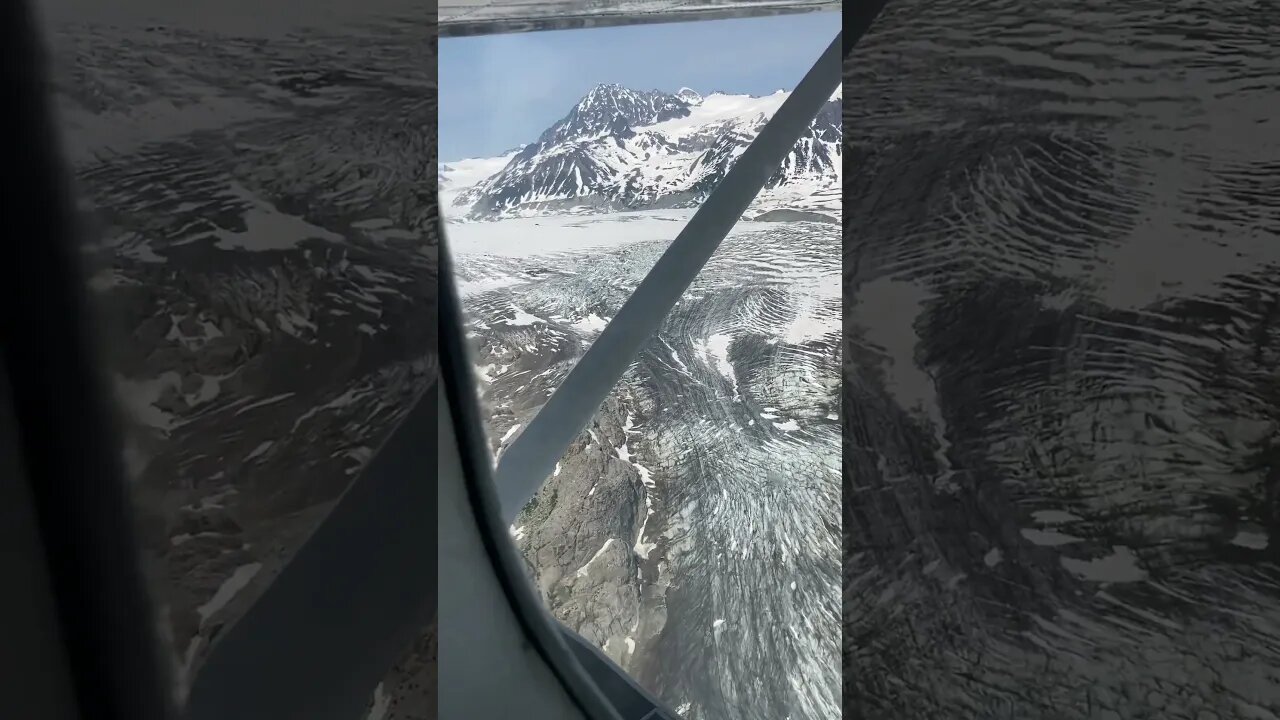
[446,209,782,257]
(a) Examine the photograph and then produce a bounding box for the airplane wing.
[440,0,840,36]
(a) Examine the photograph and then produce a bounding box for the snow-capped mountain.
[442,83,841,221]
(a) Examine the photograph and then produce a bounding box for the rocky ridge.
[444,83,841,221]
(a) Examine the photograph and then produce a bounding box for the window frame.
[14,2,891,718]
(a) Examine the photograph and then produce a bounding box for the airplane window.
[441,11,842,720]
[34,1,437,715]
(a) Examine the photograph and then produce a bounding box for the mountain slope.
[442,83,841,221]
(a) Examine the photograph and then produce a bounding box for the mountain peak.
[582,82,634,102]
[534,83,691,146]
[572,83,657,117]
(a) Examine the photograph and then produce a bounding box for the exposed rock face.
[515,397,646,665]
[464,284,650,668]
[536,84,693,147]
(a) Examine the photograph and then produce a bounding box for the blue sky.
[438,12,840,161]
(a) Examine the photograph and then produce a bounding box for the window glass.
[441,12,842,719]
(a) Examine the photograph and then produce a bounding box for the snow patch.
[572,313,611,334]
[210,182,343,251]
[502,306,544,326]
[576,538,619,577]
[1061,546,1147,583]
[197,563,262,625]
[446,209,765,258]
[234,392,295,415]
[366,683,391,720]
[456,274,523,297]
[1032,510,1083,524]
[1231,530,1269,550]
[1021,528,1083,546]
[500,424,522,444]
[245,441,274,462]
